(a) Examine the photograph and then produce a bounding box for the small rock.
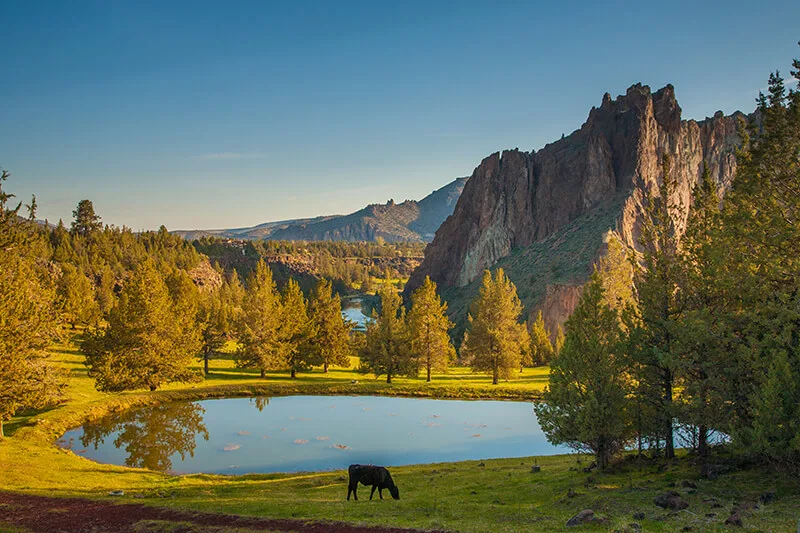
[725,510,743,527]
[477,462,485,467]
[629,523,642,532]
[567,488,578,498]
[654,491,689,510]
[681,527,694,532]
[705,513,716,518]
[470,490,477,495]
[759,491,776,505]
[108,490,124,497]
[530,465,541,473]
[566,509,595,527]
[632,511,645,520]
[700,463,727,480]
[681,480,697,489]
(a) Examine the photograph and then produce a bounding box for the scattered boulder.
[725,510,743,527]
[477,462,485,467]
[567,488,578,498]
[632,511,645,520]
[681,480,697,489]
[700,463,729,480]
[566,509,595,527]
[654,491,689,510]
[530,465,541,473]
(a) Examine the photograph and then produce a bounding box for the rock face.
[175,177,468,243]
[406,84,742,334]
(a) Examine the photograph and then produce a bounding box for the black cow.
[347,464,400,500]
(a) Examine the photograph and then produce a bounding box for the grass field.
[2,336,799,532]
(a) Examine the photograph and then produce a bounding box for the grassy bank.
[2,337,799,532]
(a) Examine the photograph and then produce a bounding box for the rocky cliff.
[174,177,468,243]
[406,84,743,337]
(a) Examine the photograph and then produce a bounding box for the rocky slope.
[174,177,468,243]
[406,84,743,338]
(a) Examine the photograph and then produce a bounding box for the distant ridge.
[173,177,468,243]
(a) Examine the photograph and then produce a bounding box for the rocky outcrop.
[407,84,743,334]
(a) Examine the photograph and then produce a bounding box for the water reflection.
[250,396,270,412]
[80,403,209,472]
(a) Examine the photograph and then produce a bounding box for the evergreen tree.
[598,233,636,313]
[0,171,64,437]
[714,57,800,467]
[56,263,100,328]
[675,163,729,458]
[235,260,282,378]
[83,259,201,391]
[279,278,311,378]
[70,199,102,237]
[628,155,684,459]
[529,310,554,367]
[359,274,412,383]
[307,279,352,373]
[197,291,229,376]
[407,276,455,381]
[535,273,632,469]
[461,268,529,385]
[554,324,565,355]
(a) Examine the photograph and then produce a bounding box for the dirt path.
[0,492,447,533]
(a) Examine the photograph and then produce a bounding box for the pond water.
[58,396,570,475]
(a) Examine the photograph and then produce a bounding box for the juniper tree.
[70,199,102,237]
[529,310,554,367]
[279,278,312,379]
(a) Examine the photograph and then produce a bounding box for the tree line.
[536,60,800,471]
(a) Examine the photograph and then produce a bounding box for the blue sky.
[2,1,799,230]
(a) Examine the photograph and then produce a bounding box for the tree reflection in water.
[250,396,270,412]
[80,403,209,472]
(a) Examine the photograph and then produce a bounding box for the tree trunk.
[664,372,674,459]
[260,368,266,379]
[698,424,708,458]
[0,419,4,439]
[492,365,499,385]
[291,368,296,379]
[324,363,329,373]
[149,384,157,391]
[204,351,209,376]
[426,363,431,382]
[386,372,392,384]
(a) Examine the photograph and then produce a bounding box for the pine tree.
[0,170,64,438]
[461,268,529,385]
[279,279,311,378]
[408,276,455,381]
[307,279,352,373]
[82,259,201,391]
[535,273,632,469]
[629,155,684,459]
[529,310,554,367]
[359,274,412,383]
[197,292,229,376]
[235,260,282,378]
[554,324,565,355]
[70,199,102,237]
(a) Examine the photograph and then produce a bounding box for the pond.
[58,396,570,475]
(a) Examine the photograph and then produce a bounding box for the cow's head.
[390,485,400,500]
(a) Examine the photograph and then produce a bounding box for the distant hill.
[173,177,468,243]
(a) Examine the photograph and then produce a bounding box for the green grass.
[2,335,799,532]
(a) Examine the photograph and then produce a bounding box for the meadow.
[1,337,799,532]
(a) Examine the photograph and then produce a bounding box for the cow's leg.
[369,485,377,500]
[378,487,384,500]
[348,483,358,501]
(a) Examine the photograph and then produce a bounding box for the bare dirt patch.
[0,492,446,533]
